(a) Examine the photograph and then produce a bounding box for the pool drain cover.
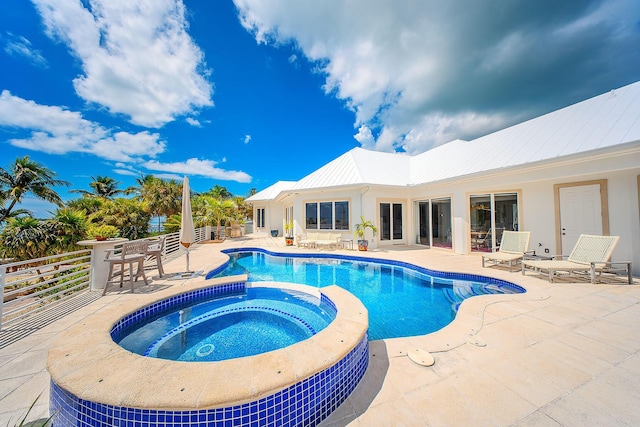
[407,348,435,367]
[196,344,215,357]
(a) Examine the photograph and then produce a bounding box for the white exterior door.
[559,184,603,253]
[379,202,404,245]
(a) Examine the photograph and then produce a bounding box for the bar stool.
[103,241,149,295]
[145,236,166,278]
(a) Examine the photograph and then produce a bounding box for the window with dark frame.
[305,201,349,230]
[305,203,318,229]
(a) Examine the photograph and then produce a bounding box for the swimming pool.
[207,248,525,340]
[116,286,337,361]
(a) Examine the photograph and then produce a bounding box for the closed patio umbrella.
[179,176,196,276]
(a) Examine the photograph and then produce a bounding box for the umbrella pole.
[186,247,191,273]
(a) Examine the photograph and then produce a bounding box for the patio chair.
[521,234,629,283]
[145,236,166,278]
[103,240,150,295]
[471,229,491,250]
[482,231,531,272]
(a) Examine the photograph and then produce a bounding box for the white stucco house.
[247,81,640,275]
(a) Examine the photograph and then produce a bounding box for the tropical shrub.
[86,224,119,240]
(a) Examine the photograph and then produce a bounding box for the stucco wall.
[260,149,639,275]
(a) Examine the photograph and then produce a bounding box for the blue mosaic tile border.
[50,333,369,427]
[214,247,527,294]
[110,281,246,342]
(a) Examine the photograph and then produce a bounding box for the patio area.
[1,233,639,426]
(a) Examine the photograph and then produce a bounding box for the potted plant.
[87,224,119,241]
[284,220,294,246]
[354,216,377,251]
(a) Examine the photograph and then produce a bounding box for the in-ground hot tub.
[47,276,368,427]
[116,286,337,362]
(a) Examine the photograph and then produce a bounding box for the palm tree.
[193,195,236,240]
[66,197,103,215]
[126,175,181,232]
[124,174,157,198]
[163,213,182,234]
[206,185,233,200]
[90,198,151,240]
[232,195,251,221]
[145,179,182,232]
[48,208,88,253]
[0,156,70,224]
[71,176,122,199]
[0,216,53,261]
[0,193,30,222]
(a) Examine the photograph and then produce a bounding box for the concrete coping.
[46,275,368,410]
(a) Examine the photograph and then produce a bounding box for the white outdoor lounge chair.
[482,230,531,272]
[521,234,631,284]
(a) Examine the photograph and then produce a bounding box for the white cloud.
[0,90,165,162]
[185,117,202,127]
[113,168,139,177]
[148,173,183,181]
[234,0,640,154]
[3,33,48,68]
[143,158,252,183]
[244,134,251,144]
[0,91,252,183]
[32,0,213,128]
[353,125,374,150]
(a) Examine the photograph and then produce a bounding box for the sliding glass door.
[470,192,519,252]
[413,197,452,248]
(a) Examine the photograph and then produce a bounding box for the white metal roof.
[291,148,412,191]
[410,81,640,184]
[245,181,296,202]
[256,80,640,199]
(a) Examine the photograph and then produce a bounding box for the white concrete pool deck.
[1,234,639,426]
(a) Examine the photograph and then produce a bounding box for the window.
[305,201,350,230]
[319,202,333,229]
[256,208,265,228]
[305,203,318,229]
[335,201,349,230]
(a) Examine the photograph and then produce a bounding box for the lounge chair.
[482,231,531,272]
[521,234,631,284]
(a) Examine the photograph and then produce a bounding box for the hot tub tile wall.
[50,333,369,427]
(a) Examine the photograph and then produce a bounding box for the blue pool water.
[207,249,525,340]
[117,287,336,361]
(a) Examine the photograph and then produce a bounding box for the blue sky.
[1,0,639,217]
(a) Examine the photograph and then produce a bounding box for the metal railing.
[1,227,210,330]
[1,249,92,328]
